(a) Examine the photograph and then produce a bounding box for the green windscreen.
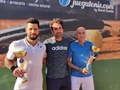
[93,59,120,90]
[0,59,120,90]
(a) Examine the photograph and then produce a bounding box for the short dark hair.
[49,18,63,30]
[26,18,39,28]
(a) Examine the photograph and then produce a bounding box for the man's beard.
[55,32,63,38]
[29,34,39,40]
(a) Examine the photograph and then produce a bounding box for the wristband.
[93,59,96,61]
[10,66,17,72]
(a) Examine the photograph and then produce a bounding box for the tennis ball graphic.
[86,30,103,48]
[59,0,70,6]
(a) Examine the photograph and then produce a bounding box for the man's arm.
[4,57,15,69]
[4,57,24,78]
[67,57,89,74]
[67,57,82,72]
[43,51,47,64]
[43,58,46,64]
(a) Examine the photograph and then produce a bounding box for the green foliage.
[0,67,15,90]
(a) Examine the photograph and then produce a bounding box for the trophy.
[13,50,28,83]
[85,46,100,71]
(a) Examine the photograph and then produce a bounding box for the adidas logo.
[52,46,67,50]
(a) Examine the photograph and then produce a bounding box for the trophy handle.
[85,56,95,71]
[85,64,90,70]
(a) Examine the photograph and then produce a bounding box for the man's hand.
[78,68,90,74]
[82,68,90,74]
[13,68,24,78]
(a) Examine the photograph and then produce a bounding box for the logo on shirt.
[52,46,67,50]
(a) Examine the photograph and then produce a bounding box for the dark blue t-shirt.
[44,37,70,78]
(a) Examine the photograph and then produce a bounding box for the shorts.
[71,75,94,90]
[46,75,71,90]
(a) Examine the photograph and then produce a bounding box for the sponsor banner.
[0,0,120,19]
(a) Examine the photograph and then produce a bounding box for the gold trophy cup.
[85,46,100,71]
[14,50,28,83]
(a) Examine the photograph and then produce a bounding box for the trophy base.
[22,80,28,83]
[85,67,89,71]
[84,68,89,73]
[84,68,89,72]
[22,77,28,84]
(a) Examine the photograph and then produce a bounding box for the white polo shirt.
[7,38,46,90]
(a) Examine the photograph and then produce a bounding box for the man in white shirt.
[4,18,46,90]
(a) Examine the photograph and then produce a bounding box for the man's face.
[51,23,63,38]
[26,23,40,40]
[76,28,86,42]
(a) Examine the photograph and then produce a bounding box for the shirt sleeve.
[67,45,73,58]
[6,42,15,60]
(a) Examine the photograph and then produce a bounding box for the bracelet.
[10,66,17,72]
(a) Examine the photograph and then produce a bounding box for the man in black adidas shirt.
[44,18,71,90]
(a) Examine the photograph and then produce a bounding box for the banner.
[0,0,119,19]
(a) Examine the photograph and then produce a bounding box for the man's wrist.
[10,66,17,72]
[77,67,82,72]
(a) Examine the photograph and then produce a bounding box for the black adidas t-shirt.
[44,37,70,78]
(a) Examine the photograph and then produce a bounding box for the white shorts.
[71,76,94,90]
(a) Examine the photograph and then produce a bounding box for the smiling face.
[76,27,86,44]
[26,23,40,41]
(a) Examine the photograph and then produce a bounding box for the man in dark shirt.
[44,18,71,90]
